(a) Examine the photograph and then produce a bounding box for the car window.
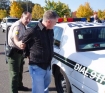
[7,19,18,22]
[74,27,105,51]
[27,22,38,28]
[53,26,63,48]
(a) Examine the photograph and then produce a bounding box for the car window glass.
[7,19,18,22]
[27,22,38,28]
[53,26,63,48]
[74,27,105,51]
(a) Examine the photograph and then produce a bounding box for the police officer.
[8,11,32,93]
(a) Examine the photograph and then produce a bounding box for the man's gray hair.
[43,10,59,21]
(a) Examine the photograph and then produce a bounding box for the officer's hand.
[18,41,26,49]
[21,43,26,50]
[27,56,30,59]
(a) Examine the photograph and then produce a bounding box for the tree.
[76,2,93,18]
[18,0,34,13]
[10,1,23,18]
[0,9,8,19]
[97,10,103,19]
[102,10,105,19]
[97,10,105,20]
[32,4,44,20]
[44,0,71,17]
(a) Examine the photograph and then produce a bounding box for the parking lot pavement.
[0,30,57,93]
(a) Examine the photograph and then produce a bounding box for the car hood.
[7,23,13,25]
[1,22,12,26]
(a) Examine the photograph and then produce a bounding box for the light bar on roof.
[81,18,87,21]
[57,18,74,23]
[67,18,73,22]
[58,18,64,22]
[57,17,88,23]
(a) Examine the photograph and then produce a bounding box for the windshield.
[7,19,18,23]
[74,27,105,51]
[27,22,38,28]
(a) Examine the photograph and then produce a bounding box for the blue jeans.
[29,65,51,93]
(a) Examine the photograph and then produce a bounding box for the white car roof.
[3,17,18,19]
[55,22,105,29]
[30,21,39,22]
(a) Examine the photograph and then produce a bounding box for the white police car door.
[52,26,63,62]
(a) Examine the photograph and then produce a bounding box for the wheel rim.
[57,72,67,93]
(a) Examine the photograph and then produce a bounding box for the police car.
[52,18,105,93]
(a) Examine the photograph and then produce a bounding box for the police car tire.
[54,67,71,93]
[4,42,8,64]
[7,26,10,32]
[2,29,5,32]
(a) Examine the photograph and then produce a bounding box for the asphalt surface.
[0,30,57,93]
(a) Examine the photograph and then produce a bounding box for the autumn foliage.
[10,1,23,18]
[76,2,93,18]
[0,9,8,19]
[32,4,44,20]
[44,0,71,17]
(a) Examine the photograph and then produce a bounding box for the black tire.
[4,26,11,64]
[2,29,5,32]
[54,67,71,93]
[4,42,8,64]
[7,26,10,32]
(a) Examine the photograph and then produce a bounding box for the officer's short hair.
[43,10,59,21]
[22,11,30,16]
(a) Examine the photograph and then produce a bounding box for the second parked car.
[0,17,18,32]
[26,21,38,28]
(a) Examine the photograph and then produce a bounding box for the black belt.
[12,48,23,54]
